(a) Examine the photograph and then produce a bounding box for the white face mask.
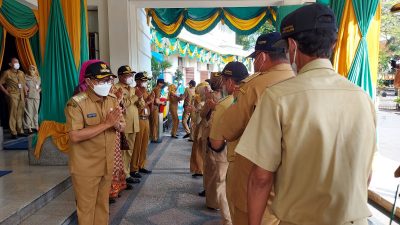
[13,63,20,70]
[129,79,136,88]
[93,83,112,97]
[141,81,147,88]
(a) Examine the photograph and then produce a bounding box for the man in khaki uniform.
[209,61,249,225]
[65,61,125,225]
[23,65,41,134]
[210,33,294,225]
[182,80,196,139]
[150,79,166,143]
[131,72,154,179]
[236,4,376,225]
[115,65,141,184]
[0,57,28,139]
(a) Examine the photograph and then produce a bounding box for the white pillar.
[97,0,110,63]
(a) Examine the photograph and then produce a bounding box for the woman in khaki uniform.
[23,65,41,133]
[150,79,166,142]
[168,84,180,138]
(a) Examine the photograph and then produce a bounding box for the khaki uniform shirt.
[135,87,151,117]
[183,87,195,107]
[115,82,140,133]
[209,95,235,162]
[236,59,377,225]
[0,69,26,98]
[214,63,295,162]
[65,89,120,176]
[25,75,41,99]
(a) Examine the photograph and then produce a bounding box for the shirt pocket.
[85,113,101,127]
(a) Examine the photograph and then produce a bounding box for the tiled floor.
[0,150,69,223]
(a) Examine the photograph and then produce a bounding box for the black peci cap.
[85,61,116,79]
[117,65,136,76]
[221,61,249,82]
[248,32,286,58]
[188,80,196,87]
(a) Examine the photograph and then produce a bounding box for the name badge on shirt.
[87,113,97,118]
[18,83,22,89]
[36,85,39,90]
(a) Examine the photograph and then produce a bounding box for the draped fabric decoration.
[147,7,277,38]
[332,0,380,99]
[0,0,39,72]
[151,28,252,68]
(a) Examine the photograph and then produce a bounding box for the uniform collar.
[266,63,293,72]
[298,58,335,75]
[87,88,104,102]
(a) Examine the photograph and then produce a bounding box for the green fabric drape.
[347,0,379,98]
[80,0,89,66]
[0,0,37,29]
[39,0,78,123]
[149,7,276,38]
[29,32,41,70]
[331,0,346,26]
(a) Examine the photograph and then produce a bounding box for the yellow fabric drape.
[0,0,2,8]
[34,121,69,159]
[15,37,37,72]
[0,13,38,38]
[332,0,361,77]
[0,29,5,69]
[38,0,51,60]
[185,11,220,31]
[366,2,381,87]
[150,10,185,36]
[61,0,81,68]
[223,9,267,31]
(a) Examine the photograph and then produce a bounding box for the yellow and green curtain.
[147,7,277,38]
[151,28,251,68]
[0,0,38,70]
[332,0,380,99]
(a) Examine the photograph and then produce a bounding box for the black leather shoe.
[139,168,152,174]
[207,206,220,211]
[126,177,141,184]
[198,190,206,197]
[183,133,190,139]
[18,133,28,137]
[125,184,133,190]
[109,198,116,204]
[171,135,178,139]
[11,135,17,139]
[192,173,203,178]
[130,172,142,178]
[188,139,194,142]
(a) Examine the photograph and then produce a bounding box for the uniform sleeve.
[0,71,7,85]
[209,104,227,140]
[217,86,256,141]
[64,100,84,132]
[235,90,282,172]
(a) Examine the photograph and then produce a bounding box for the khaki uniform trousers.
[9,94,25,135]
[182,109,191,134]
[169,105,178,136]
[150,107,159,141]
[71,174,111,225]
[203,148,220,209]
[229,155,279,225]
[23,98,39,130]
[215,159,231,225]
[279,218,368,225]
[131,119,150,172]
[122,132,137,178]
[190,124,203,174]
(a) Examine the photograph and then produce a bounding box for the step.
[0,176,72,225]
[20,187,76,225]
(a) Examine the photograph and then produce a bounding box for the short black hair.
[290,28,337,58]
[267,51,288,61]
[9,57,18,63]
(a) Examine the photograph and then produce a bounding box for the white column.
[97,0,110,63]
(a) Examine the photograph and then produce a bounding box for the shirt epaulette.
[72,92,88,103]
[241,72,262,84]
[218,95,231,103]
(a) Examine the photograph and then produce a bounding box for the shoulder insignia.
[109,93,117,98]
[218,95,233,103]
[241,72,262,83]
[67,100,78,108]
[72,92,88,103]
[239,87,246,95]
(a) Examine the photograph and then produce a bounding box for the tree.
[174,68,184,85]
[150,57,172,88]
[236,22,276,51]
[379,0,400,77]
